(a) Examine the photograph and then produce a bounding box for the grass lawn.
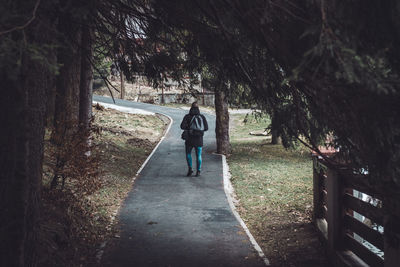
[228,113,327,267]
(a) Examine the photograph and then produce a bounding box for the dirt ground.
[250,210,328,267]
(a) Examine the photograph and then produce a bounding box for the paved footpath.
[94,96,266,267]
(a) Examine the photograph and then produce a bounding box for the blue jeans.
[185,145,202,171]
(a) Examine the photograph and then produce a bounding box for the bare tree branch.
[0,0,41,36]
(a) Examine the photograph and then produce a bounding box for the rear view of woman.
[180,102,208,177]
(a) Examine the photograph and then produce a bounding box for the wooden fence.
[312,155,400,267]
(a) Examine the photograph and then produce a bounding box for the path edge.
[94,102,173,263]
[135,112,173,176]
[222,155,271,266]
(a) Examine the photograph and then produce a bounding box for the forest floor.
[40,104,168,266]
[228,113,328,267]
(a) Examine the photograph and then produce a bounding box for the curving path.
[94,96,266,267]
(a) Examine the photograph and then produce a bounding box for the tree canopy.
[140,0,400,190]
[4,0,398,185]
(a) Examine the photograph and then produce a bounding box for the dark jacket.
[180,107,209,147]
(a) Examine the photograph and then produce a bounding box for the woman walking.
[180,102,208,176]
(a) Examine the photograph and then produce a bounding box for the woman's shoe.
[187,168,193,176]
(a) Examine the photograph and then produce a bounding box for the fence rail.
[312,156,400,267]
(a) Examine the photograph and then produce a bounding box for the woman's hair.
[191,102,198,108]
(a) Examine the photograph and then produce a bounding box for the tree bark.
[270,114,281,145]
[161,84,164,104]
[120,73,125,99]
[215,89,231,154]
[45,69,57,128]
[51,12,82,188]
[79,26,93,130]
[53,15,81,143]
[0,12,52,266]
[271,129,279,144]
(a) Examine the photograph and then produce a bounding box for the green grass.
[228,113,313,222]
[230,113,271,140]
[227,113,322,265]
[229,140,312,212]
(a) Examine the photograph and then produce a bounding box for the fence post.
[326,168,344,258]
[313,156,323,221]
[384,203,400,267]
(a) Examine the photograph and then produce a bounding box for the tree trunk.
[161,85,164,104]
[120,73,125,99]
[271,129,279,144]
[0,12,52,266]
[215,89,231,154]
[270,114,281,145]
[79,26,93,130]
[53,16,81,143]
[51,14,82,188]
[271,128,281,145]
[45,70,57,128]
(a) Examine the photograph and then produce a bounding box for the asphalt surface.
[95,96,265,267]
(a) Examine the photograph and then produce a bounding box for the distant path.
[94,96,266,267]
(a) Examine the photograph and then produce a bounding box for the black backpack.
[189,115,204,136]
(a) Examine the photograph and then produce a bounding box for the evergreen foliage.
[145,0,400,189]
